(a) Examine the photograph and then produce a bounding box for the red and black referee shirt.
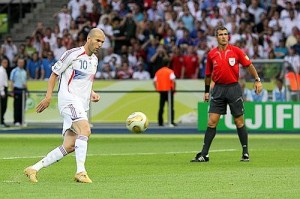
[206,44,252,84]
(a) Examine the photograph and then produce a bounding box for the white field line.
[1,149,236,160]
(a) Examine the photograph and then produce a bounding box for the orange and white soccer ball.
[126,112,149,133]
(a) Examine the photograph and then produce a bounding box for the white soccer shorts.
[60,104,88,135]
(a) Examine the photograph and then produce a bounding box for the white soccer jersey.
[52,46,98,112]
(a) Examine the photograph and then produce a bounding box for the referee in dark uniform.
[191,26,263,162]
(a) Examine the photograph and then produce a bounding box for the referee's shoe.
[190,152,209,162]
[240,153,250,162]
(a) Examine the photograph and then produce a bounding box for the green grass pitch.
[1,133,300,199]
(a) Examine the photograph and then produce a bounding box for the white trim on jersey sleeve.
[52,47,83,75]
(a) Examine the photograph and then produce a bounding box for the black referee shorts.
[209,83,244,117]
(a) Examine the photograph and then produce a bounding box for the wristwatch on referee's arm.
[255,77,261,82]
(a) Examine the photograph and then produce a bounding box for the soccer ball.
[126,112,149,133]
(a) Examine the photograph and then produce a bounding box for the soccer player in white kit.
[24,28,105,183]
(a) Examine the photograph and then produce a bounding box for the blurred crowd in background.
[0,0,300,101]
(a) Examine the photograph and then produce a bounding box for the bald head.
[85,28,105,55]
[88,28,105,39]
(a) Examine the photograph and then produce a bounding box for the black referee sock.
[201,127,216,156]
[237,125,248,155]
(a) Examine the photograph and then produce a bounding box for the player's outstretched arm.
[36,72,58,113]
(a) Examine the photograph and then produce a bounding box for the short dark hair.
[215,26,228,36]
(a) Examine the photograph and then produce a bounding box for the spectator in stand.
[255,12,269,39]
[88,5,101,27]
[108,56,118,72]
[231,0,247,13]
[282,9,300,39]
[116,62,133,79]
[284,46,300,74]
[251,88,268,102]
[43,27,57,51]
[32,21,45,37]
[274,39,288,59]
[132,61,150,80]
[216,0,231,17]
[97,15,113,51]
[53,24,62,38]
[133,41,147,64]
[207,6,225,29]
[193,28,206,45]
[111,0,121,12]
[175,21,186,44]
[40,42,52,59]
[118,2,129,18]
[292,34,300,55]
[75,6,89,30]
[243,8,256,27]
[121,12,137,46]
[272,78,286,102]
[62,29,74,50]
[170,46,184,79]
[150,45,170,78]
[53,37,67,61]
[26,52,42,80]
[12,44,28,72]
[295,1,300,17]
[32,31,44,57]
[24,36,37,58]
[138,19,157,44]
[103,47,122,69]
[75,32,86,47]
[164,7,178,32]
[177,28,193,48]
[96,62,116,80]
[197,41,208,79]
[127,46,138,69]
[53,4,72,35]
[249,36,264,59]
[132,3,144,23]
[268,10,283,40]
[182,46,199,79]
[111,16,127,54]
[78,21,92,40]
[279,1,293,20]
[69,20,79,41]
[68,0,85,21]
[248,0,266,25]
[285,26,299,48]
[239,79,253,102]
[41,51,56,80]
[147,0,164,22]
[83,0,94,15]
[160,25,177,53]
[1,36,17,66]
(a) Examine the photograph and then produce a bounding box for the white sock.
[31,145,68,171]
[75,135,88,174]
